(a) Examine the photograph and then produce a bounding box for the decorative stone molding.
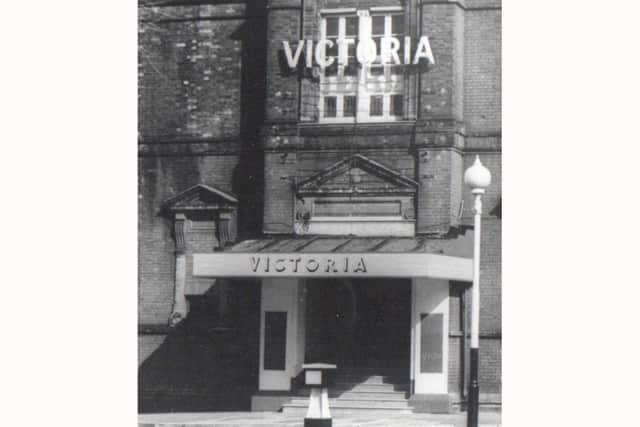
[163,184,239,326]
[217,211,233,248]
[296,154,418,196]
[294,154,418,236]
[173,213,186,254]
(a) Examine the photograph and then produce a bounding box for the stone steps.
[284,368,412,415]
[332,382,410,392]
[332,375,408,384]
[336,390,409,400]
[281,400,414,416]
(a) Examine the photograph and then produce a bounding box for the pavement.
[138,411,501,427]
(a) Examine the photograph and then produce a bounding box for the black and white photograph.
[5,1,640,427]
[137,1,501,425]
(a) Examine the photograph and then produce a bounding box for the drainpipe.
[460,285,467,401]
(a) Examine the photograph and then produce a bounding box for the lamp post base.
[305,387,332,427]
[467,347,479,427]
[304,419,332,427]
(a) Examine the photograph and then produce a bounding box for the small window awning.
[193,234,473,281]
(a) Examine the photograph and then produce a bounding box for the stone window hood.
[163,183,238,326]
[164,183,239,250]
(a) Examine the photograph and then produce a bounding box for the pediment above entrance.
[296,154,418,195]
[164,184,238,212]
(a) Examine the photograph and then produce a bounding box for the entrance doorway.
[305,279,411,370]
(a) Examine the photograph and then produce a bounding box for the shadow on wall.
[139,281,261,413]
[231,0,268,240]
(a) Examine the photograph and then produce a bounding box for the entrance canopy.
[193,236,473,281]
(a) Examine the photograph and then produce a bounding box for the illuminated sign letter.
[356,38,377,65]
[413,36,435,65]
[275,259,286,272]
[336,38,355,66]
[282,41,305,68]
[306,40,313,67]
[404,36,411,65]
[381,36,401,65]
[315,39,335,68]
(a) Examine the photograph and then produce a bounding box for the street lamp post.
[463,156,492,427]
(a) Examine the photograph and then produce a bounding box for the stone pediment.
[164,184,238,212]
[296,154,418,195]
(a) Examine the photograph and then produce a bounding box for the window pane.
[344,96,356,117]
[391,65,404,75]
[373,37,382,56]
[370,95,383,116]
[344,58,358,76]
[326,39,338,57]
[325,61,338,77]
[326,17,339,36]
[372,16,385,35]
[348,43,356,57]
[391,94,404,116]
[324,96,337,117]
[345,17,358,36]
[392,15,404,35]
[370,66,384,76]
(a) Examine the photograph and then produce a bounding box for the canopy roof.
[225,234,472,259]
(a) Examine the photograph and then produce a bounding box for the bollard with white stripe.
[302,363,337,427]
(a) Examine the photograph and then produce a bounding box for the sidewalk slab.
[139,411,501,427]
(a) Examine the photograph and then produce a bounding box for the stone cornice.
[139,140,248,157]
[266,0,300,11]
[298,122,418,137]
[419,0,501,11]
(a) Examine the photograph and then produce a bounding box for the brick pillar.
[414,1,465,234]
[263,150,297,233]
[416,146,464,234]
[419,0,465,121]
[265,0,302,123]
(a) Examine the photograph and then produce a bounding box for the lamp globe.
[464,155,492,190]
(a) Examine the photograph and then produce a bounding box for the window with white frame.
[318,10,406,123]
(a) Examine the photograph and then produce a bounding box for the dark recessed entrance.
[305,279,411,370]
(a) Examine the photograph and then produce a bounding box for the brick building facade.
[138,0,501,414]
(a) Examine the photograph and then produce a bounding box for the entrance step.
[296,383,409,395]
[333,382,409,392]
[333,374,408,384]
[295,387,408,399]
[284,367,412,415]
[281,400,414,416]
[338,391,408,400]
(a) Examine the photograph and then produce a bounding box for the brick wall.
[263,151,296,233]
[416,148,464,234]
[138,3,247,141]
[138,155,239,324]
[265,0,301,123]
[420,2,465,121]
[464,6,501,133]
[138,0,266,325]
[479,337,501,393]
